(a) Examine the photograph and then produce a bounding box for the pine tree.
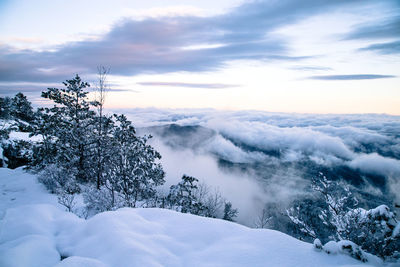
[39,75,98,183]
[11,92,34,122]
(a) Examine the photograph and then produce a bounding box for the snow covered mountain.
[0,168,388,267]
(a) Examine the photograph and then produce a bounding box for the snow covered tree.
[38,75,98,183]
[0,96,12,119]
[286,199,322,240]
[346,205,399,259]
[167,176,238,219]
[0,93,35,168]
[310,173,358,241]
[11,92,34,123]
[223,201,238,222]
[104,114,165,208]
[168,175,208,215]
[287,173,358,241]
[29,109,59,170]
[287,173,399,260]
[29,75,166,213]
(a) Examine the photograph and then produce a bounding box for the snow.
[368,205,391,218]
[8,131,41,142]
[0,168,59,218]
[0,168,386,267]
[393,222,400,238]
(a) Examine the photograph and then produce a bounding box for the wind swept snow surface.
[0,169,383,267]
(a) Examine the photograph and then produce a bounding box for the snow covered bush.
[287,173,399,260]
[313,238,323,251]
[346,205,400,260]
[1,139,32,168]
[57,190,77,212]
[322,240,368,262]
[38,164,79,194]
[82,184,124,215]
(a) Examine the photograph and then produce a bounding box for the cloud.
[137,82,240,89]
[290,65,333,72]
[0,0,384,87]
[309,125,391,153]
[343,7,400,56]
[359,40,400,54]
[207,119,356,163]
[150,138,269,225]
[128,108,400,220]
[345,14,400,40]
[0,83,134,95]
[308,74,396,80]
[125,107,400,166]
[348,153,400,178]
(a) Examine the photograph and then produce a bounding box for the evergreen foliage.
[39,75,97,183]
[168,175,208,215]
[23,75,166,214]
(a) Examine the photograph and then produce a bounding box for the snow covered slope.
[0,169,384,267]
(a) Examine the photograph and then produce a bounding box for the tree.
[287,173,399,260]
[0,96,12,119]
[195,182,225,218]
[168,175,208,215]
[105,114,165,207]
[11,92,34,122]
[223,201,238,222]
[93,66,110,189]
[310,173,358,241]
[39,74,98,183]
[287,173,358,241]
[254,207,272,229]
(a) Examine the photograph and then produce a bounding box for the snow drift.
[0,168,385,267]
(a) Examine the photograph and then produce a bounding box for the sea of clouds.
[116,108,400,224]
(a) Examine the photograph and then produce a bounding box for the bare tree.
[254,207,272,229]
[195,182,225,218]
[94,66,110,189]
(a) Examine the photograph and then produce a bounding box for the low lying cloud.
[347,153,400,178]
[150,138,269,225]
[130,108,400,220]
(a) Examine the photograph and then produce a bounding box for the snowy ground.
[0,168,388,267]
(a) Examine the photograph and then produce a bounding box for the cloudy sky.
[0,0,399,114]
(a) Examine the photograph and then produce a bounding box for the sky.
[0,0,399,114]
